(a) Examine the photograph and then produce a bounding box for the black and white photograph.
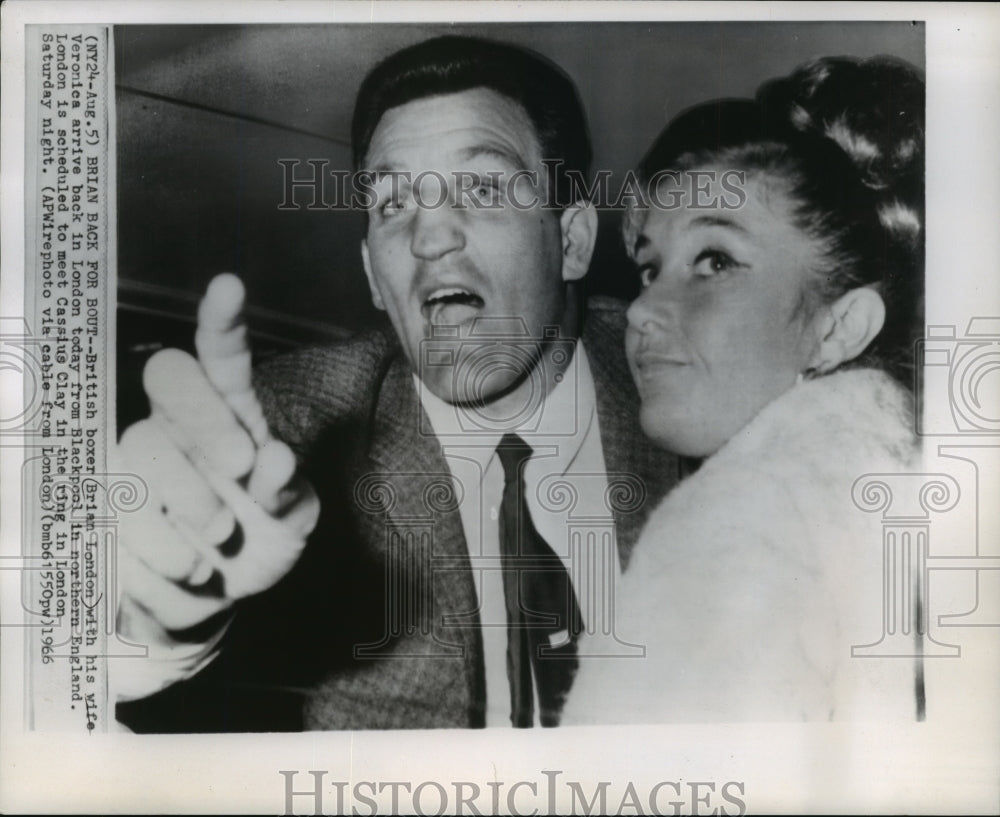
[1,2,998,814]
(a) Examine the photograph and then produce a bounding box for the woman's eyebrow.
[689,215,749,234]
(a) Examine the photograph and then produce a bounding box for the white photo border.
[2,2,998,814]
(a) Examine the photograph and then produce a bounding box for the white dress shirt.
[416,341,617,726]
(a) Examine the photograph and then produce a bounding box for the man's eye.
[692,249,737,276]
[470,177,500,205]
[379,193,410,217]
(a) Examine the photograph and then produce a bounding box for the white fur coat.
[564,368,921,723]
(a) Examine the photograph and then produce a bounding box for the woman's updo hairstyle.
[626,56,924,386]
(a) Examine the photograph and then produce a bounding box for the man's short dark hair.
[351,35,592,203]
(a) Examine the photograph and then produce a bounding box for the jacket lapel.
[364,357,485,713]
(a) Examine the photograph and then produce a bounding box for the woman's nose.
[626,286,667,332]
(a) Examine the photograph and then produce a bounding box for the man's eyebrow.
[364,144,528,177]
[368,163,408,178]
[458,143,529,170]
[365,142,528,178]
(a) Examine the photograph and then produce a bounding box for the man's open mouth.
[422,287,486,325]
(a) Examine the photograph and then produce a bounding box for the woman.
[565,56,925,722]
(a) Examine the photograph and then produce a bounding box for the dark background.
[115,22,924,427]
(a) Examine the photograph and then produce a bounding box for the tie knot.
[496,433,532,483]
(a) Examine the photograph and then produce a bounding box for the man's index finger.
[194,273,271,446]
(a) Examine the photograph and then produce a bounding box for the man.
[115,35,677,731]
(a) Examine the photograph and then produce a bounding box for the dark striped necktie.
[496,433,583,727]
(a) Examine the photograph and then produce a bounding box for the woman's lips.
[632,350,691,392]
[634,350,690,369]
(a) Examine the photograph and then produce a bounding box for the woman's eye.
[637,263,659,287]
[693,249,737,276]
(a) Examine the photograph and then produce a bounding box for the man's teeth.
[423,287,485,324]
[426,288,479,304]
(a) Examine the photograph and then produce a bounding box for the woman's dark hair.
[351,35,592,200]
[627,56,924,386]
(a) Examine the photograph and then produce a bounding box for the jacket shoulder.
[581,295,631,374]
[253,328,399,451]
[585,295,629,327]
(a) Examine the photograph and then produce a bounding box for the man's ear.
[559,201,598,283]
[808,286,886,374]
[360,239,386,311]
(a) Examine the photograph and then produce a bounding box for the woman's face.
[625,169,825,457]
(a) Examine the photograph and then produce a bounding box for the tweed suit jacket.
[116,296,677,732]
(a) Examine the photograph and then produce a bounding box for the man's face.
[360,88,582,406]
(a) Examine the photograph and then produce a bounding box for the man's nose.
[410,196,466,260]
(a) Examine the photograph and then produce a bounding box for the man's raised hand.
[117,274,318,645]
